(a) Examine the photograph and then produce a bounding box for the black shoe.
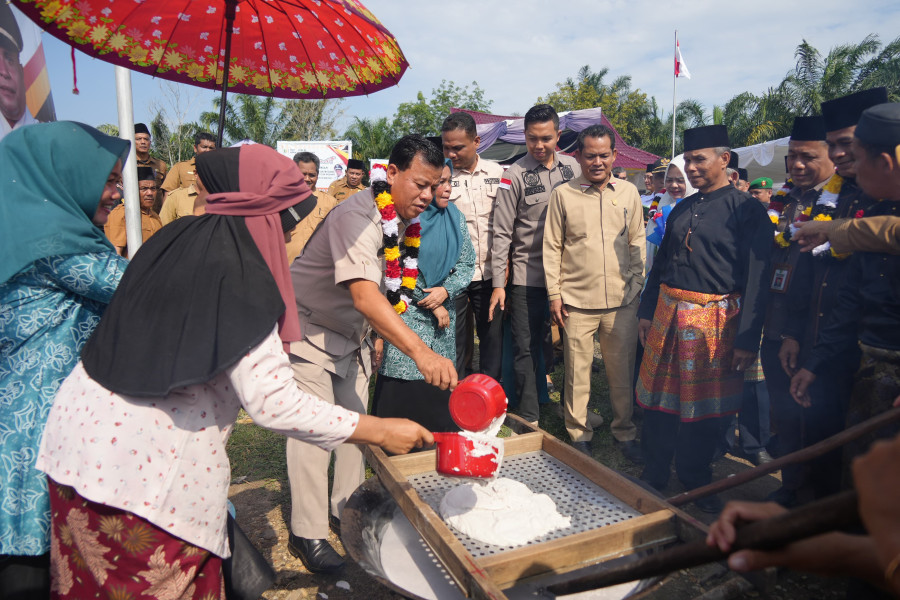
[287,534,345,574]
[750,450,774,466]
[694,495,724,514]
[328,514,341,536]
[616,440,643,464]
[572,441,592,456]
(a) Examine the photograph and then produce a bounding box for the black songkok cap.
[855,102,900,148]
[136,166,156,181]
[728,151,739,169]
[0,2,22,54]
[347,158,365,170]
[738,168,748,181]
[790,116,826,141]
[821,87,889,132]
[683,125,730,152]
[134,123,150,136]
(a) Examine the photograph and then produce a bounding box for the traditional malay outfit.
[637,125,772,511]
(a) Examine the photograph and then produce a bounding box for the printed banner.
[276,140,353,191]
[0,3,56,141]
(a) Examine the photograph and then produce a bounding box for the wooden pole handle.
[547,490,860,596]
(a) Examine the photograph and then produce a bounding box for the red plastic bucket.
[432,432,502,478]
[448,374,507,432]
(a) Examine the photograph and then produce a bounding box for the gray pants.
[285,352,368,539]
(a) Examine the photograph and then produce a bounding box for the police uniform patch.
[484,178,500,185]
[451,180,460,187]
[523,170,541,187]
[524,186,546,196]
[559,164,574,181]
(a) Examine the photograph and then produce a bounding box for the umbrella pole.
[216,0,238,148]
[115,65,142,258]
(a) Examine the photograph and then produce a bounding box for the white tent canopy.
[731,136,790,185]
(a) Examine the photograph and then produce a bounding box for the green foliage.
[392,80,493,137]
[343,116,399,161]
[96,123,119,137]
[150,113,198,166]
[199,94,344,147]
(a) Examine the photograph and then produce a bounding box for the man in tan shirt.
[133,123,167,211]
[326,158,366,202]
[441,112,506,380]
[286,151,339,263]
[104,167,162,257]
[160,131,216,193]
[544,124,645,460]
[284,136,456,574]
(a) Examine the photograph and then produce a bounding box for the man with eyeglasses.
[133,123,167,212]
[636,125,772,513]
[104,167,163,257]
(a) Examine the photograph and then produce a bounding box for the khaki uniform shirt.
[161,157,197,192]
[159,184,199,225]
[104,204,162,256]
[285,191,339,264]
[327,176,365,202]
[137,155,168,210]
[449,156,504,282]
[491,152,580,288]
[543,176,646,309]
[289,189,394,377]
[828,215,900,255]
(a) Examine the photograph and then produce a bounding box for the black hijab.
[81,148,293,398]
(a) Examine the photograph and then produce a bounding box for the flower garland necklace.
[373,181,421,314]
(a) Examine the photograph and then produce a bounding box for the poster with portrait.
[0,3,56,142]
[275,140,352,191]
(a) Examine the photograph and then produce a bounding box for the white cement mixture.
[439,478,571,547]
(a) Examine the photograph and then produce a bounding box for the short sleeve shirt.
[288,189,389,375]
[161,158,197,192]
[159,185,199,225]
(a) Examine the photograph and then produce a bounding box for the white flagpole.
[671,30,677,160]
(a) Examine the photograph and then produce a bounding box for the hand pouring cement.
[438,376,571,547]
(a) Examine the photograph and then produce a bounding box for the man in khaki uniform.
[286,151,340,263]
[284,136,457,573]
[104,167,162,256]
[544,124,645,461]
[161,131,215,193]
[327,158,366,202]
[159,182,205,225]
[440,112,505,380]
[489,105,580,426]
[133,123,167,211]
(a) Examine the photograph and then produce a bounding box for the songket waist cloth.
[637,284,744,421]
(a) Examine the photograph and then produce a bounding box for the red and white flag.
[675,39,691,79]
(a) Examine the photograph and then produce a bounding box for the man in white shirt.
[441,112,506,379]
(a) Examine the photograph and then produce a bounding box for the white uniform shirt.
[449,157,505,282]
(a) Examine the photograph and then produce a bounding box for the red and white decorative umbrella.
[12,0,409,142]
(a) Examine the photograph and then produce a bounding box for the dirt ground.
[227,432,850,600]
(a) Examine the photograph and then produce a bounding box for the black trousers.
[507,285,549,422]
[762,339,849,497]
[0,553,50,600]
[724,380,771,455]
[454,279,504,381]
[641,409,727,490]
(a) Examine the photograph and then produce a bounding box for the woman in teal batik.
[374,160,475,431]
[0,122,129,596]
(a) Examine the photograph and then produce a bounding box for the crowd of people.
[1,84,899,598]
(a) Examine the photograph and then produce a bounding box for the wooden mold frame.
[364,416,707,600]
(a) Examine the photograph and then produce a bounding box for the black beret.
[347,158,364,170]
[855,102,900,148]
[821,88,888,132]
[790,116,826,142]
[684,125,730,152]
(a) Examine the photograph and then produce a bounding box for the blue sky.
[39,0,900,135]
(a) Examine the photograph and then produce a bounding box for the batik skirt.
[48,479,225,600]
[636,284,744,421]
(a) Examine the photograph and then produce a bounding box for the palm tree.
[343,117,399,161]
[781,34,899,114]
